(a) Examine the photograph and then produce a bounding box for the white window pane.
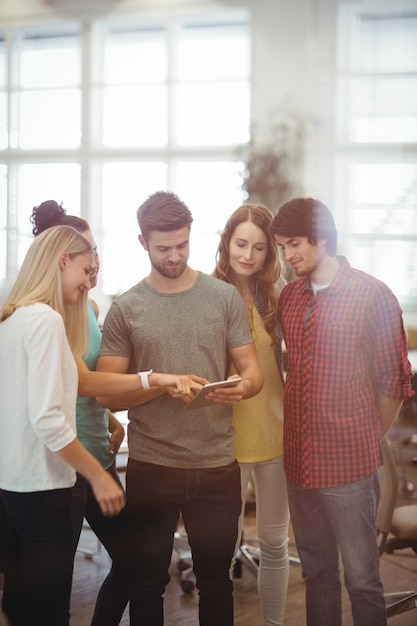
[102,85,167,147]
[20,34,80,87]
[348,76,417,143]
[0,39,6,87]
[351,15,417,72]
[0,164,6,229]
[102,232,151,297]
[0,37,6,149]
[101,162,167,295]
[338,157,417,309]
[104,27,166,84]
[17,163,81,234]
[0,230,6,281]
[0,93,7,149]
[174,82,250,146]
[18,90,81,149]
[177,21,250,81]
[353,116,417,143]
[102,162,167,233]
[350,162,417,209]
[174,160,245,274]
[348,239,417,306]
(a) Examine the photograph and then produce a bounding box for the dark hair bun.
[30,200,66,236]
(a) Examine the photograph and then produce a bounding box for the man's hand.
[203,375,249,406]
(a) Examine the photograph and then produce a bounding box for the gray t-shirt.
[100,272,253,468]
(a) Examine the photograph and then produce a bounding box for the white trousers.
[235,456,290,626]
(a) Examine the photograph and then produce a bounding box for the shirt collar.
[303,256,350,295]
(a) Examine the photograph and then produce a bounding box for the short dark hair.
[270,197,337,255]
[136,191,193,241]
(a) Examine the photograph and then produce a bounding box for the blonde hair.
[1,225,92,357]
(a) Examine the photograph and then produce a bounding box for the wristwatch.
[138,369,153,390]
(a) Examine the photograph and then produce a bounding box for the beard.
[151,259,187,279]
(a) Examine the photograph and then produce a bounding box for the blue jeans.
[126,458,241,626]
[287,472,386,626]
[70,462,130,626]
[0,488,73,626]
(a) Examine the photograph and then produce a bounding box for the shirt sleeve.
[26,310,77,452]
[226,287,254,350]
[370,284,414,400]
[99,301,133,358]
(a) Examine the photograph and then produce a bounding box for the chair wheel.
[181,579,195,594]
[178,559,191,572]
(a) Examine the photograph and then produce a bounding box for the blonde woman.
[0,226,197,626]
[214,204,289,626]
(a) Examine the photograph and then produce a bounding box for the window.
[0,10,250,306]
[13,26,81,149]
[336,3,417,310]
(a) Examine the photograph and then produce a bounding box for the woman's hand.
[108,411,125,455]
[89,471,126,517]
[151,373,207,400]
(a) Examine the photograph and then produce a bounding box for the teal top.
[76,300,113,470]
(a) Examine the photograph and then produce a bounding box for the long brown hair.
[214,204,281,343]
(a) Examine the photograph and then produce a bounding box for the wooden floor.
[70,406,417,626]
[71,508,417,626]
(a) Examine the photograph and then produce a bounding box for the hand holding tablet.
[184,378,242,411]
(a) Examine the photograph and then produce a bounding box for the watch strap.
[138,369,153,390]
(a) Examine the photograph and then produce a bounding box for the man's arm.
[96,355,166,409]
[378,395,404,437]
[203,343,264,406]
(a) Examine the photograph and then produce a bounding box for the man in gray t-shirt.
[97,191,264,626]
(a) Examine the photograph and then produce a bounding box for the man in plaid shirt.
[270,197,414,626]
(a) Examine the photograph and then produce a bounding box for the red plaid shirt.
[279,257,414,489]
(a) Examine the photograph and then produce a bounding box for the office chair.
[376,436,417,618]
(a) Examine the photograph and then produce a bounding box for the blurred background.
[0,0,416,325]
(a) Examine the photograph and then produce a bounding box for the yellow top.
[230,303,284,462]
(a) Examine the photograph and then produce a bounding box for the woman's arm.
[76,357,144,397]
[95,354,206,409]
[56,438,125,516]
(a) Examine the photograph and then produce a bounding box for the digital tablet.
[184,378,242,411]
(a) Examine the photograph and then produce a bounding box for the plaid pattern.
[279,257,414,489]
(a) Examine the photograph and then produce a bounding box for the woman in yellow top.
[214,204,289,626]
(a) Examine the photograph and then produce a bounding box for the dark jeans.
[0,487,73,626]
[71,462,130,626]
[126,458,241,626]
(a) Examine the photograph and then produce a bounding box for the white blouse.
[0,303,77,492]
